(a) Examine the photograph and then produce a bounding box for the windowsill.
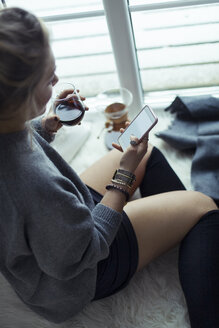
[144,85,219,109]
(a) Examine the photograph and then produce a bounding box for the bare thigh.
[124,190,217,272]
[80,144,153,197]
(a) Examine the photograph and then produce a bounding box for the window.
[6,0,104,16]
[5,0,219,103]
[47,16,119,97]
[130,1,219,94]
[6,0,119,97]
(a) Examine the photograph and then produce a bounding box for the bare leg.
[124,191,217,271]
[80,145,217,273]
[80,144,153,197]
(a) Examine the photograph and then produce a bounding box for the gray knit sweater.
[0,119,123,323]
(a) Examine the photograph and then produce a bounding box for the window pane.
[6,0,103,16]
[48,17,118,97]
[5,1,118,97]
[130,3,219,92]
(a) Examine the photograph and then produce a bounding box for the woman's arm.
[100,134,149,212]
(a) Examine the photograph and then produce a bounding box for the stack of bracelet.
[106,169,136,202]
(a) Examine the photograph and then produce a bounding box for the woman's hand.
[112,122,149,173]
[46,89,89,129]
[56,89,89,112]
[41,115,63,134]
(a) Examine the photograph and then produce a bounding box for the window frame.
[41,0,219,113]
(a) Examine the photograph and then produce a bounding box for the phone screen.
[118,105,158,151]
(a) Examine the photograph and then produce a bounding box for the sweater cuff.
[31,117,55,143]
[93,203,123,228]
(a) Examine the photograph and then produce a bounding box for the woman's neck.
[0,118,26,133]
[0,104,29,133]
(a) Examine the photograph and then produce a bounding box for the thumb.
[44,115,62,132]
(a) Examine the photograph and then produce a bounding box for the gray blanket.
[156,95,219,205]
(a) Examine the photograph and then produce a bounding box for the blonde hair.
[0,7,50,119]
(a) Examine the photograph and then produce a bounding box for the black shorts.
[87,186,139,300]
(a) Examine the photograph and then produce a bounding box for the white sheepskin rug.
[0,105,193,327]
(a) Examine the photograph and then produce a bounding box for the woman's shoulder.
[0,129,93,211]
[0,134,61,196]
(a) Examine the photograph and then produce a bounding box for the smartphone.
[118,105,158,151]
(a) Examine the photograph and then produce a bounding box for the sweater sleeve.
[30,116,55,143]
[26,175,123,280]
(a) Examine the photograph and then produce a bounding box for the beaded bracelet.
[106,184,130,201]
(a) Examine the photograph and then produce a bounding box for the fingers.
[112,142,123,152]
[54,115,63,130]
[128,134,149,158]
[55,89,88,111]
[76,91,88,109]
[129,134,149,146]
[76,89,86,100]
[142,133,149,142]
[44,114,63,132]
[57,121,63,130]
[119,121,130,134]
[138,135,149,155]
[130,134,139,146]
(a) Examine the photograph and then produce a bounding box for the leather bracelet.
[106,184,129,201]
[117,169,136,179]
[112,169,136,188]
[111,178,132,189]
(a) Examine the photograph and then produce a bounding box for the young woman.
[0,7,218,326]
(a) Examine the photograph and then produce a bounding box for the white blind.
[6,0,119,97]
[130,1,219,92]
[5,0,219,97]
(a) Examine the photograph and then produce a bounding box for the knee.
[190,191,218,215]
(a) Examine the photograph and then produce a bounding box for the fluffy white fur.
[0,107,193,327]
